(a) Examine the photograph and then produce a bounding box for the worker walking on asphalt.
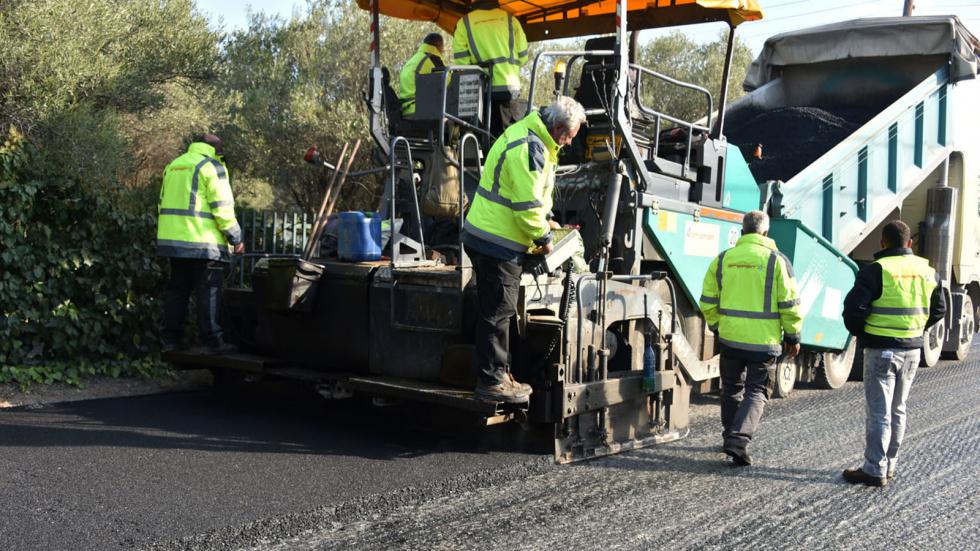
[453,0,529,137]
[699,210,802,466]
[841,220,945,487]
[464,96,586,403]
[157,134,243,354]
[399,33,445,117]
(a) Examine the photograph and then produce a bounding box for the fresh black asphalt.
[2,346,978,550]
[0,380,546,550]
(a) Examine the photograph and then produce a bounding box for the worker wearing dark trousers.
[841,220,945,487]
[463,97,586,403]
[453,1,529,138]
[157,134,243,353]
[469,249,523,392]
[163,259,225,349]
[699,210,802,466]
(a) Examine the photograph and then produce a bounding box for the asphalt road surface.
[2,346,978,550]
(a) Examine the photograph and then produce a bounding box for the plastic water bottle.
[642,336,656,392]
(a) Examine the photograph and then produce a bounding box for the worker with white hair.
[464,96,587,403]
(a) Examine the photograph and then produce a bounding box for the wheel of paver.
[771,358,796,398]
[942,295,975,361]
[849,343,865,381]
[814,339,856,389]
[920,318,945,367]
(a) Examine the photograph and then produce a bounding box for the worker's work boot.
[842,468,887,487]
[507,372,532,395]
[723,445,752,466]
[475,379,531,404]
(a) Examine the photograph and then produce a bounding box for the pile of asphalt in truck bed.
[724,106,876,183]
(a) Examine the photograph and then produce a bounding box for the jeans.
[862,347,920,477]
[720,353,776,449]
[470,249,523,387]
[162,257,225,348]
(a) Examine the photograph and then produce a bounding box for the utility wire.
[740,0,884,38]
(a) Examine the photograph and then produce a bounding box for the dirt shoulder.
[0,369,213,409]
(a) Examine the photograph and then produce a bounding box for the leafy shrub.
[0,129,165,380]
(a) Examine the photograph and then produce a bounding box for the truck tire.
[920,319,944,367]
[943,294,975,361]
[772,358,796,398]
[814,339,855,389]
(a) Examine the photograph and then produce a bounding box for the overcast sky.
[194,0,980,55]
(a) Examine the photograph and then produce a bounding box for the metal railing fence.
[229,209,312,289]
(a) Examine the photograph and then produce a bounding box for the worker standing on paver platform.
[157,134,243,354]
[453,0,529,137]
[699,211,802,466]
[463,96,586,404]
[399,33,445,117]
[841,220,946,487]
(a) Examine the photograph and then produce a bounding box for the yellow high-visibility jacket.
[864,255,938,338]
[156,142,241,261]
[453,7,528,99]
[699,233,802,355]
[464,110,557,251]
[399,43,445,116]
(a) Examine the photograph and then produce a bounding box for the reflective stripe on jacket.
[464,110,557,252]
[699,233,802,355]
[452,8,528,98]
[863,254,937,339]
[156,142,241,261]
[399,43,445,116]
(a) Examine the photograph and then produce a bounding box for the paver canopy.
[355,0,764,41]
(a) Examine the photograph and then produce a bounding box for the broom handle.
[323,139,362,219]
[306,139,361,260]
[303,143,349,259]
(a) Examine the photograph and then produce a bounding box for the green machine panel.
[644,212,856,352]
[644,209,744,306]
[721,144,760,213]
[768,219,857,351]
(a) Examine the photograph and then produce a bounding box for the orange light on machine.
[754,144,763,159]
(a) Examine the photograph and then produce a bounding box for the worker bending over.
[157,134,243,354]
[399,33,445,117]
[464,96,587,403]
[841,220,945,487]
[699,211,802,466]
[453,0,528,137]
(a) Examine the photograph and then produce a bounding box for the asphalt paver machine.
[168,3,979,463]
[165,0,775,463]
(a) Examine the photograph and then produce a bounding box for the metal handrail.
[631,64,713,128]
[387,135,424,268]
[457,132,482,289]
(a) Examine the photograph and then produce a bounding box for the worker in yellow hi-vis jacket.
[399,33,445,117]
[453,0,529,137]
[156,134,243,354]
[699,210,802,466]
[464,96,586,404]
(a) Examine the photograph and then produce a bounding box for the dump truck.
[165,1,980,464]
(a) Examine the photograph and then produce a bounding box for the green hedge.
[0,130,167,385]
